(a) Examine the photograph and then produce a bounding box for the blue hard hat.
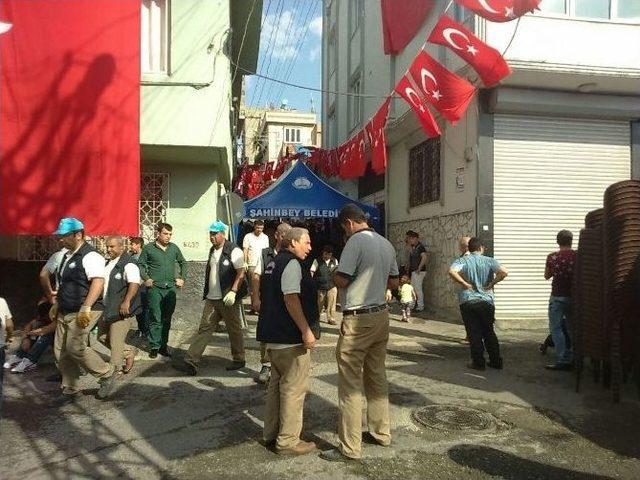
[53,217,84,236]
[209,220,228,233]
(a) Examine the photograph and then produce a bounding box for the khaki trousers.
[97,317,138,371]
[260,342,270,365]
[318,287,338,322]
[185,299,245,365]
[263,345,311,449]
[336,309,391,459]
[54,311,113,391]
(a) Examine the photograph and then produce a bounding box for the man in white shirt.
[51,217,118,401]
[97,237,142,374]
[310,245,339,325]
[39,241,68,305]
[243,220,269,305]
[184,221,247,374]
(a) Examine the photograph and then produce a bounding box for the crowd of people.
[0,205,578,459]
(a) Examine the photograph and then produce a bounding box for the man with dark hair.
[311,245,339,325]
[50,217,118,401]
[183,221,247,374]
[137,222,187,359]
[243,219,269,304]
[448,237,508,370]
[544,229,576,371]
[259,227,319,456]
[321,204,399,462]
[405,230,428,312]
[129,236,148,341]
[252,222,292,384]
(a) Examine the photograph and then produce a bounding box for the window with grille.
[140,172,169,243]
[409,138,441,207]
[349,75,362,129]
[141,0,169,73]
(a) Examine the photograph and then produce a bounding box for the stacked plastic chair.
[603,180,640,402]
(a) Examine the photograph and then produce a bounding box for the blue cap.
[209,220,227,233]
[53,217,84,236]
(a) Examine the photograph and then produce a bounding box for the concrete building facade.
[322,0,640,318]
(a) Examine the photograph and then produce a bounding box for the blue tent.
[243,161,380,228]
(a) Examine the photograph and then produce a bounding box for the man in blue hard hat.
[183,221,248,374]
[51,217,118,401]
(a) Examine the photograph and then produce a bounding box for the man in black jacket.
[183,221,247,374]
[98,237,142,374]
[258,227,319,456]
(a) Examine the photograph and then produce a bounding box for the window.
[141,0,169,73]
[140,172,169,243]
[539,0,640,19]
[285,128,301,143]
[349,75,362,129]
[349,0,363,36]
[409,138,441,207]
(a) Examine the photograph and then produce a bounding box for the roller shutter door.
[493,114,630,319]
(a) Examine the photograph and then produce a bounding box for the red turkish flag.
[454,0,540,23]
[365,98,391,175]
[339,131,366,179]
[381,0,436,54]
[409,51,475,125]
[337,142,351,179]
[428,16,511,87]
[395,75,441,138]
[327,149,340,177]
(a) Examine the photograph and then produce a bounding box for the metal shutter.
[493,114,630,319]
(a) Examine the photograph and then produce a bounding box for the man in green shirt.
[138,223,187,358]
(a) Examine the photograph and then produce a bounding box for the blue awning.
[243,161,380,228]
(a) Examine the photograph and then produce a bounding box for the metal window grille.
[409,138,441,208]
[139,172,169,244]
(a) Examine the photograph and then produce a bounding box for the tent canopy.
[243,161,380,227]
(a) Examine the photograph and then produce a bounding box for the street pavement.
[2,307,640,480]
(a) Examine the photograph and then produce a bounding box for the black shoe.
[184,362,197,376]
[319,448,358,462]
[467,362,486,371]
[51,392,79,407]
[488,359,503,370]
[45,373,63,382]
[158,347,171,358]
[362,431,390,446]
[545,363,573,371]
[538,343,547,355]
[225,361,246,371]
[149,350,158,359]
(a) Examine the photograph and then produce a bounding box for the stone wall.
[388,210,475,316]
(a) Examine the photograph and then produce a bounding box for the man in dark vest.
[251,222,292,384]
[51,217,118,401]
[183,221,247,374]
[311,245,339,325]
[97,236,142,374]
[258,227,319,456]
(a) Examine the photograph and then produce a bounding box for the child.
[3,299,55,373]
[399,275,417,322]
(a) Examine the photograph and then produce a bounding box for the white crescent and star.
[505,6,516,18]
[0,22,12,34]
[443,28,470,51]
[477,0,500,14]
[420,68,443,102]
[405,87,426,113]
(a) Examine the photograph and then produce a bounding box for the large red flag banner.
[454,0,541,23]
[365,98,391,175]
[395,75,441,138]
[0,0,140,235]
[409,51,476,125]
[381,0,436,54]
[428,16,511,87]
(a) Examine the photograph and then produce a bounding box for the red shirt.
[546,249,576,297]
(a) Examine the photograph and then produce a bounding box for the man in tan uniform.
[320,205,399,462]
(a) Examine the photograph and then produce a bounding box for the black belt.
[343,305,387,317]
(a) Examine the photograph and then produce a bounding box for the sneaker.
[11,358,36,373]
[97,373,117,399]
[148,350,158,359]
[257,365,271,384]
[319,448,358,462]
[3,354,21,369]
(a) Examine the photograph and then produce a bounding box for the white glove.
[223,290,237,306]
